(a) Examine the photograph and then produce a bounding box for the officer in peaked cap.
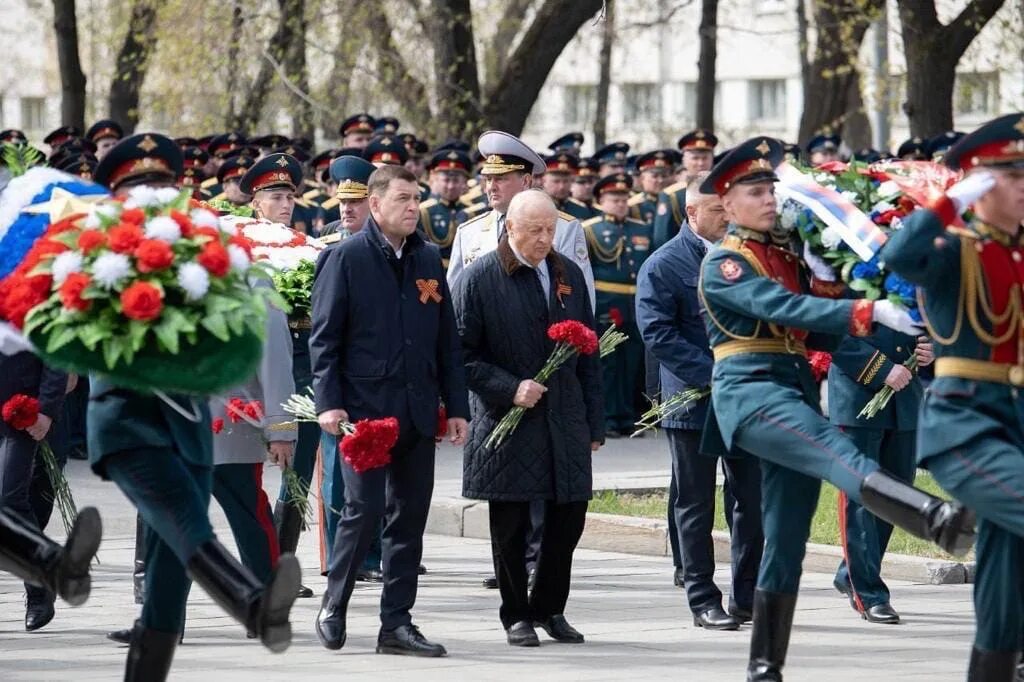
[290,136,314,152]
[212,155,256,206]
[94,132,182,192]
[418,149,472,267]
[926,130,965,161]
[782,143,803,164]
[239,152,303,225]
[571,157,600,209]
[631,150,680,226]
[653,130,719,249]
[594,142,631,176]
[182,146,209,172]
[251,134,290,154]
[806,133,842,166]
[48,137,96,169]
[363,135,409,166]
[43,125,82,151]
[57,153,98,181]
[85,119,124,160]
[852,148,884,164]
[542,153,593,221]
[0,129,28,145]
[338,113,376,149]
[375,116,400,135]
[549,132,584,154]
[402,134,430,185]
[436,138,471,153]
[206,132,248,160]
[319,154,375,240]
[174,136,199,149]
[896,137,928,160]
[305,149,341,231]
[179,165,207,198]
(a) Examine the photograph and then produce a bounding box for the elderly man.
[454,190,603,648]
[311,165,469,656]
[636,173,763,631]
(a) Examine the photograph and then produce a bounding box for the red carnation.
[808,351,833,383]
[288,233,306,247]
[435,404,447,441]
[119,208,146,225]
[2,394,40,430]
[193,226,221,242]
[169,210,194,238]
[608,307,624,328]
[211,418,225,434]
[0,274,52,329]
[228,234,254,258]
[59,272,92,312]
[547,320,599,355]
[134,239,175,273]
[120,281,163,321]
[243,400,263,421]
[226,397,247,423]
[340,417,399,474]
[108,223,144,254]
[77,229,107,254]
[197,241,230,277]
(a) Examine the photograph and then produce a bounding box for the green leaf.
[202,313,230,341]
[127,320,149,352]
[45,326,78,353]
[102,339,121,369]
[49,232,80,248]
[78,321,110,350]
[153,317,180,354]
[848,279,871,292]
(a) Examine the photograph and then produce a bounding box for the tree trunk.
[283,0,314,140]
[108,0,163,134]
[429,0,482,140]
[483,0,533,89]
[795,0,810,90]
[52,0,87,130]
[363,4,432,134]
[232,0,303,134]
[224,0,244,127]
[895,0,1005,138]
[695,0,718,131]
[482,0,604,135]
[322,0,363,134]
[593,0,614,148]
[842,75,872,150]
[797,0,882,145]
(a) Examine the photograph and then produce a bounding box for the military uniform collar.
[730,224,768,243]
[602,213,625,224]
[973,219,1024,246]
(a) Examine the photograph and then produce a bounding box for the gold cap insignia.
[137,135,158,152]
[755,140,771,156]
[275,156,289,167]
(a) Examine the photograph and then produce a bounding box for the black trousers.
[489,499,588,629]
[324,429,435,631]
[667,428,763,615]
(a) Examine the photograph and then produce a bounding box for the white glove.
[872,300,924,336]
[947,170,996,213]
[0,322,33,356]
[803,241,836,282]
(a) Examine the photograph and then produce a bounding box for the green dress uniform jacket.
[652,182,687,249]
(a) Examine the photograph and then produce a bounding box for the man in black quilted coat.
[452,189,604,648]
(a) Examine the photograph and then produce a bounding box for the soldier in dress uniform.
[305,149,341,233]
[881,113,1024,681]
[594,142,630,176]
[402,134,432,199]
[541,152,594,221]
[0,129,28,145]
[179,146,209,199]
[582,173,651,435]
[418,149,472,267]
[339,113,376,150]
[85,119,124,160]
[363,134,409,168]
[629,149,680,227]
[199,132,248,200]
[653,130,718,249]
[251,134,290,158]
[56,154,98,181]
[697,136,976,681]
[90,134,301,678]
[268,145,315,234]
[42,125,81,153]
[805,133,841,166]
[896,137,928,160]
[781,143,802,164]
[549,131,584,155]
[571,156,599,209]
[926,130,965,161]
[210,155,255,206]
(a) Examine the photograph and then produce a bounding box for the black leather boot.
[275,500,313,598]
[746,589,797,682]
[185,540,301,652]
[860,471,976,556]
[0,506,101,606]
[966,647,1019,682]
[123,621,178,682]
[132,515,146,605]
[24,584,55,631]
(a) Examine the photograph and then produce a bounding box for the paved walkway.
[0,442,977,681]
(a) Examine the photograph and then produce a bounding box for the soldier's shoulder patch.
[567,197,588,208]
[321,197,339,210]
[458,210,491,229]
[663,181,686,194]
[557,210,577,223]
[581,215,603,228]
[419,197,438,209]
[320,232,342,244]
[657,201,668,215]
[302,188,322,201]
[625,217,648,227]
[719,258,743,281]
[627,193,645,206]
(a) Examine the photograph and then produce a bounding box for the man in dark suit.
[636,173,763,631]
[310,164,470,657]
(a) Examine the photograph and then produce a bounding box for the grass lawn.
[588,471,967,560]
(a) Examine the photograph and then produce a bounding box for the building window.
[955,72,998,116]
[749,80,786,121]
[20,97,46,131]
[679,81,722,125]
[621,83,661,124]
[563,85,596,126]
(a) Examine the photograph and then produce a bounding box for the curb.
[425,496,974,585]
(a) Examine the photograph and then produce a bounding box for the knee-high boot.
[746,589,797,682]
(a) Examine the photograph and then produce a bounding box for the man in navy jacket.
[635,174,763,630]
[310,164,469,657]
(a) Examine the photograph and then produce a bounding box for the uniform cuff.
[928,195,959,227]
[850,299,874,337]
[810,278,845,298]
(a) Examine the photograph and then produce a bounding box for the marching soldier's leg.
[0,505,100,606]
[747,461,820,682]
[965,519,1023,682]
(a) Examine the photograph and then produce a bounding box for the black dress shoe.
[377,623,447,657]
[693,606,741,631]
[729,605,752,624]
[483,576,498,589]
[108,628,133,644]
[534,614,584,643]
[673,568,685,588]
[315,604,346,650]
[862,602,900,624]
[356,568,383,583]
[25,588,55,631]
[507,621,540,647]
[296,584,314,598]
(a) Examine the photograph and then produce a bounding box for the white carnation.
[154,187,181,205]
[51,251,83,284]
[872,200,895,214]
[876,180,900,198]
[779,200,802,230]
[820,226,843,250]
[228,244,251,273]
[92,253,132,289]
[840,191,859,204]
[243,221,293,245]
[84,203,118,229]
[144,215,182,242]
[177,262,210,301]
[124,185,159,208]
[890,216,904,232]
[190,208,220,229]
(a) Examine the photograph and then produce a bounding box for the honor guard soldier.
[42,125,81,152]
[306,149,341,231]
[630,150,679,226]
[549,131,584,155]
[85,119,123,160]
[363,134,409,168]
[270,144,315,234]
[882,113,1024,681]
[48,137,95,170]
[251,134,290,157]
[584,173,653,434]
[200,132,248,200]
[447,130,595,307]
[211,155,255,206]
[375,116,400,135]
[571,156,600,209]
[542,153,594,221]
[926,130,965,161]
[418,149,472,267]
[401,134,431,198]
[594,142,630,176]
[806,133,841,166]
[57,154,98,181]
[897,137,928,160]
[0,129,28,144]
[782,143,802,164]
[653,129,717,249]
[697,137,975,681]
[339,113,376,150]
[179,146,209,199]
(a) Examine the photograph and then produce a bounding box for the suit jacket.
[309,215,470,437]
[211,300,297,465]
[0,352,67,438]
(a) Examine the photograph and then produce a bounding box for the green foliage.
[272,258,315,319]
[1,143,43,178]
